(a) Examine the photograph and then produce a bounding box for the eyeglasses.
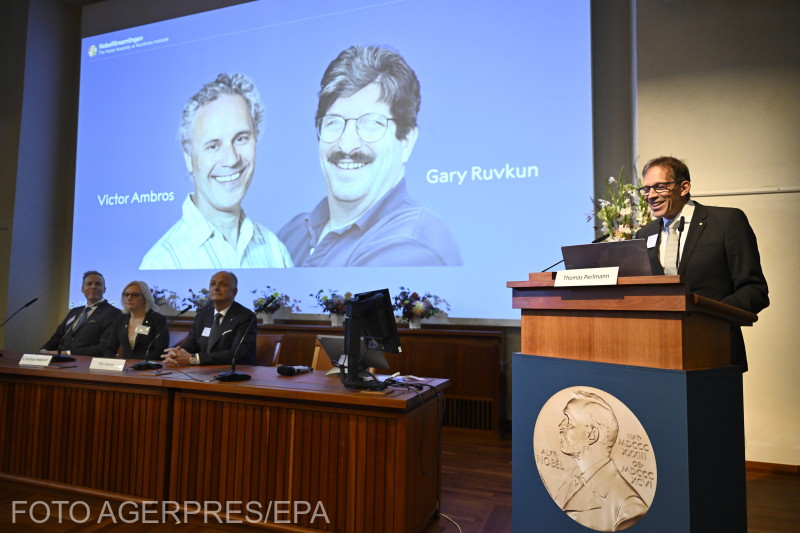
[317,113,395,143]
[122,292,143,299]
[637,180,684,195]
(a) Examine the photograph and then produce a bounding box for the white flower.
[620,207,632,216]
[608,176,616,184]
[598,199,611,208]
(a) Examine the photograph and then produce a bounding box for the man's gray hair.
[214,270,238,289]
[179,73,263,153]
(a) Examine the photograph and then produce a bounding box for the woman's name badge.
[135,325,151,335]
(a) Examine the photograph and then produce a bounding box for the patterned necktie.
[208,312,223,347]
[664,220,679,275]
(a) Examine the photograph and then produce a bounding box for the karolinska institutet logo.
[87,44,98,57]
[532,386,657,532]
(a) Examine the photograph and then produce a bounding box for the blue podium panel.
[512,353,746,533]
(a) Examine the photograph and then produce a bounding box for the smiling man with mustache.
[140,73,292,269]
[278,45,462,267]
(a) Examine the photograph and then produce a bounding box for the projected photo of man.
[140,73,292,269]
[278,45,462,267]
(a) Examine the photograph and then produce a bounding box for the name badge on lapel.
[647,234,658,248]
[135,325,151,335]
[202,327,212,337]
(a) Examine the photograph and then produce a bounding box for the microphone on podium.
[673,216,686,271]
[215,296,277,383]
[53,333,77,363]
[52,308,82,363]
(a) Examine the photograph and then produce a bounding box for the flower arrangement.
[150,285,181,312]
[182,287,210,311]
[311,289,351,314]
[590,167,652,241]
[392,287,450,321]
[251,287,301,314]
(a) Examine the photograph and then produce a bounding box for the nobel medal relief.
[533,386,656,532]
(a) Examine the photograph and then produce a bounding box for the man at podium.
[634,156,769,368]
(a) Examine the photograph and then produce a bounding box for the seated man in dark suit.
[40,270,121,357]
[161,271,256,366]
[634,156,769,368]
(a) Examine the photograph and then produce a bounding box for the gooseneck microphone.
[277,365,313,376]
[541,233,610,272]
[51,306,86,363]
[131,304,192,371]
[0,297,38,357]
[674,216,686,272]
[0,298,38,329]
[215,296,276,383]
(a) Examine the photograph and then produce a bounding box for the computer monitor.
[342,288,402,390]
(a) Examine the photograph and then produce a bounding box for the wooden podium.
[508,273,756,532]
[509,273,756,370]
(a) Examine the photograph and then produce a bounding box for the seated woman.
[103,281,168,359]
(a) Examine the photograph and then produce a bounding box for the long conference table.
[0,351,448,532]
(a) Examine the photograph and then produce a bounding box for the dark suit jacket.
[41,300,122,357]
[102,309,169,359]
[180,301,256,366]
[634,202,769,367]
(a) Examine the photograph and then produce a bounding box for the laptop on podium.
[561,239,653,277]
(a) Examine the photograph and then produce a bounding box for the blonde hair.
[121,281,156,314]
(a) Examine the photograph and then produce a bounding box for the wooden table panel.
[0,353,446,533]
[0,374,169,498]
[167,386,442,532]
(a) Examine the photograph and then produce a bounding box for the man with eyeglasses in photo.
[40,271,122,357]
[634,156,769,369]
[278,45,462,266]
